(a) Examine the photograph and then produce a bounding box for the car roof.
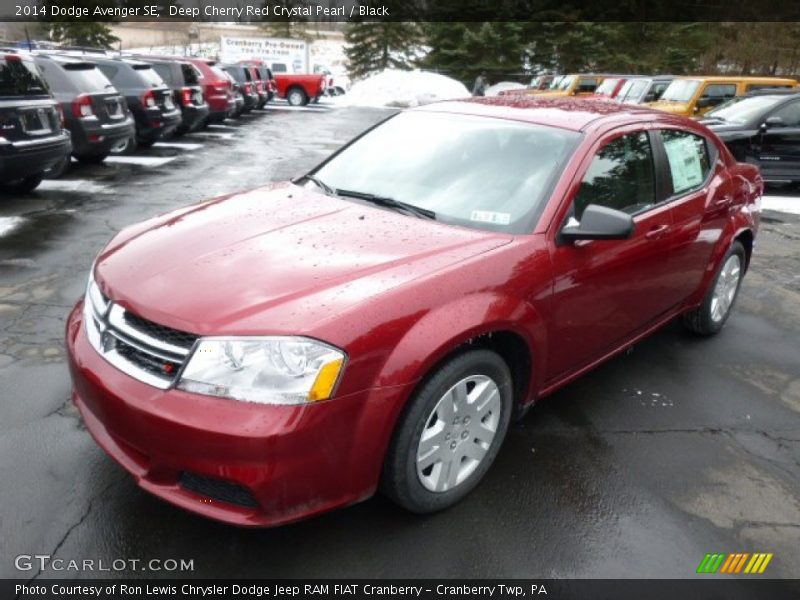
[417,97,663,132]
[674,75,797,83]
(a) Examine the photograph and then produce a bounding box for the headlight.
[177,337,346,405]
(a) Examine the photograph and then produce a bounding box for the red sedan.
[66,97,761,526]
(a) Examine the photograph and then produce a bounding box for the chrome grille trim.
[83,279,197,389]
[107,304,191,358]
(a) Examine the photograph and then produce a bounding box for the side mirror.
[762,116,785,131]
[560,204,635,243]
[696,97,714,109]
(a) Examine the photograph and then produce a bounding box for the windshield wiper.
[336,188,436,220]
[302,174,337,196]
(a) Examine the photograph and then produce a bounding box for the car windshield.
[309,111,580,234]
[620,79,649,102]
[661,79,701,102]
[0,58,49,96]
[594,78,619,96]
[705,95,786,124]
[556,75,575,90]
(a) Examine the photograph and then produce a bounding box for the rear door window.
[700,84,736,106]
[576,77,599,93]
[0,58,49,96]
[573,131,656,219]
[661,130,711,195]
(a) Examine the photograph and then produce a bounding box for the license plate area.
[21,109,53,134]
[106,99,123,119]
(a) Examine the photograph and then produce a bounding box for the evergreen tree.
[344,22,421,81]
[422,23,525,85]
[40,0,119,48]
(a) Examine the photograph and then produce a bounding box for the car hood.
[95,182,512,334]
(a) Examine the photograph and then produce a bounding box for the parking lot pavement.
[0,105,798,580]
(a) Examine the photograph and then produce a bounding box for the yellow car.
[647,76,798,117]
[529,74,605,97]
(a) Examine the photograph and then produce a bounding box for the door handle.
[644,224,670,240]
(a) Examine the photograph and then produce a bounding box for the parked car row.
[506,73,798,115]
[0,47,322,192]
[500,72,800,181]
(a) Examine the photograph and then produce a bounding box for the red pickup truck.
[239,59,326,106]
[274,73,326,106]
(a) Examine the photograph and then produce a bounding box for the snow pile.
[338,69,470,108]
[486,81,526,97]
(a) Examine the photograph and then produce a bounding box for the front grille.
[114,337,181,379]
[179,472,259,509]
[122,311,197,350]
[84,278,198,389]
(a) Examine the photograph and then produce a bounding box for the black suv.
[33,53,135,165]
[93,57,181,151]
[137,56,209,134]
[0,52,71,192]
[221,65,258,113]
[702,92,800,183]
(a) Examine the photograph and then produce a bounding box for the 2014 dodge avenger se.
[66,97,761,526]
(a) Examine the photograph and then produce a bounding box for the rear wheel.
[110,137,135,155]
[286,87,308,107]
[46,156,70,178]
[1,174,44,194]
[683,241,746,335]
[381,349,513,513]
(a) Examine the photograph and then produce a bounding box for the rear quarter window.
[661,130,712,195]
[0,58,49,97]
[151,63,174,86]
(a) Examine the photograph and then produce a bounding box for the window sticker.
[664,135,704,194]
[470,210,511,225]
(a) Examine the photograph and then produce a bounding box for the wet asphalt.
[0,101,798,581]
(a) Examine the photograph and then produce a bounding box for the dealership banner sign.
[219,36,308,72]
[5,579,800,600]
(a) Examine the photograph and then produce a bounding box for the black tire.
[683,240,746,335]
[46,156,70,178]
[110,137,135,155]
[0,173,44,194]
[75,154,109,165]
[381,349,513,514]
[286,86,308,107]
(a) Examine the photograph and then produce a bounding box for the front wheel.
[381,349,513,513]
[683,240,746,335]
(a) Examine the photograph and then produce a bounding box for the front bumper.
[66,302,411,527]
